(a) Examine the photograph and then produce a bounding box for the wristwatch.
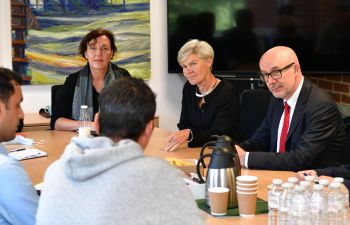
[187,129,193,142]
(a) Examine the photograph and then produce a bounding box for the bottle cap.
[313,184,323,191]
[272,179,283,185]
[333,177,344,183]
[282,182,294,189]
[329,182,341,189]
[319,179,330,186]
[288,177,298,184]
[305,175,316,182]
[300,181,311,187]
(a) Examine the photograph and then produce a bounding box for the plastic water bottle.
[268,179,283,225]
[310,184,327,225]
[333,177,349,223]
[290,185,310,225]
[319,179,330,188]
[328,182,345,225]
[305,175,316,183]
[287,177,298,187]
[319,179,330,196]
[78,105,91,137]
[333,177,349,208]
[300,180,312,200]
[278,182,294,225]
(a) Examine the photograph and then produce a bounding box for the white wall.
[149,0,186,131]
[0,0,13,69]
[0,0,184,131]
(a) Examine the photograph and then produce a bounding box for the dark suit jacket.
[239,78,349,171]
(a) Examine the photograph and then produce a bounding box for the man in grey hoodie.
[36,77,204,225]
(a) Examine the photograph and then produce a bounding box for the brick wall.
[307,75,350,105]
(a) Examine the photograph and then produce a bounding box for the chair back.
[50,84,64,129]
[239,89,271,141]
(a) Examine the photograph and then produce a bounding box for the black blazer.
[239,78,349,171]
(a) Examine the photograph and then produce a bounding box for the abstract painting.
[22,0,150,84]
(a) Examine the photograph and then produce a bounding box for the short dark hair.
[99,77,156,141]
[0,67,22,107]
[79,29,117,59]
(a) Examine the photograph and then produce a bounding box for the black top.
[178,79,240,147]
[50,63,130,129]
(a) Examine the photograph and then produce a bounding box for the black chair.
[50,84,64,129]
[239,89,271,142]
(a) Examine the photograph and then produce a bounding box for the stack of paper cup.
[236,175,258,217]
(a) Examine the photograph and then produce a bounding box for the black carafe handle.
[199,141,216,168]
[196,153,212,183]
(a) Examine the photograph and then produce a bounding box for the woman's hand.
[164,129,190,151]
[296,170,317,181]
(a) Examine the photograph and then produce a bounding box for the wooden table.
[22,113,159,131]
[9,128,297,224]
[23,113,51,131]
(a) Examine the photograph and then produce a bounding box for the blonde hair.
[177,39,214,65]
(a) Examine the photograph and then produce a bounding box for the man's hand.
[235,145,246,166]
[318,175,333,183]
[296,170,317,181]
[164,129,190,152]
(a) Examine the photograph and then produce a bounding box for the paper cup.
[208,187,229,216]
[236,186,258,193]
[237,182,258,187]
[236,190,257,217]
[236,175,258,184]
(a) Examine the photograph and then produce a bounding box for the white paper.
[35,182,43,191]
[8,148,48,160]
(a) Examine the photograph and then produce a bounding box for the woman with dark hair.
[51,29,130,131]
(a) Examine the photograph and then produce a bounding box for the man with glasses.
[235,46,348,171]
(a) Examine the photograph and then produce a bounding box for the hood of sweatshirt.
[60,136,144,181]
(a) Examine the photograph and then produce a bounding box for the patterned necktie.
[279,101,290,153]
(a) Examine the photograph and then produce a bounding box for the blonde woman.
[165,39,240,151]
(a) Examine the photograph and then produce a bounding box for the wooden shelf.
[11,3,26,7]
[12,24,26,30]
[12,57,28,63]
[12,40,26,45]
[11,0,29,79]
[12,12,25,17]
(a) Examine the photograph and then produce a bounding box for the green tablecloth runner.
[196,198,268,216]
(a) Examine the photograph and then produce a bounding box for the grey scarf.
[72,63,118,120]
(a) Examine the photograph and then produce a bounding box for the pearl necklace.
[195,78,218,98]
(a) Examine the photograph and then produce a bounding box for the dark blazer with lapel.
[239,78,349,171]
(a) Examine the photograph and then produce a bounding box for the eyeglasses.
[259,62,295,82]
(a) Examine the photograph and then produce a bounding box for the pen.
[9,148,26,153]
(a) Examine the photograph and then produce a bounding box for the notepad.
[8,148,48,160]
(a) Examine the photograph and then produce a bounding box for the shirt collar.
[285,76,304,109]
[0,144,8,156]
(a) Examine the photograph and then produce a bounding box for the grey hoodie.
[36,136,204,225]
